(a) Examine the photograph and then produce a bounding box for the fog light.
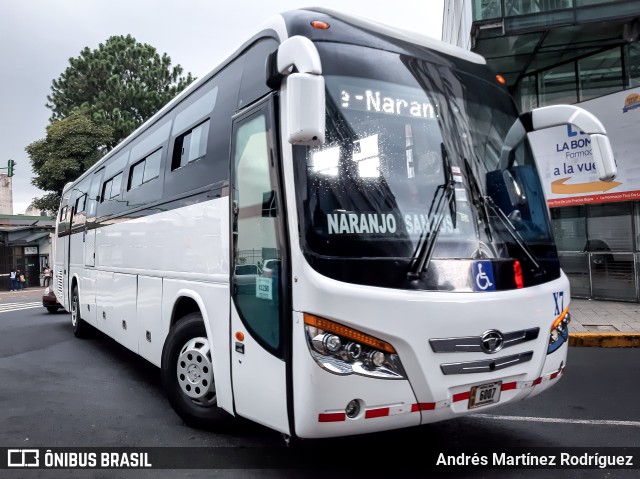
[365,350,385,368]
[372,351,385,367]
[323,334,342,353]
[345,399,360,418]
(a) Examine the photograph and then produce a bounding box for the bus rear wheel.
[161,313,232,430]
[71,285,90,338]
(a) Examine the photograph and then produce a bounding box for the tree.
[25,112,113,212]
[29,35,194,211]
[47,34,194,148]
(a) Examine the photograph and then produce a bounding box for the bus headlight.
[548,309,570,354]
[323,334,342,353]
[304,313,406,379]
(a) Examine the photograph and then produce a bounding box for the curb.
[569,333,640,348]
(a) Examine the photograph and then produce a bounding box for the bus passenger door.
[230,96,290,435]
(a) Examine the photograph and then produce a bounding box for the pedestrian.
[9,269,17,291]
[43,265,52,287]
[16,269,24,290]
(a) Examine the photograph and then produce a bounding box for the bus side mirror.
[499,104,617,182]
[530,105,616,181]
[272,36,325,146]
[286,73,325,146]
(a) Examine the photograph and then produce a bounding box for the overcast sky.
[0,0,444,214]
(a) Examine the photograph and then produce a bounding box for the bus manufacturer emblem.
[480,330,504,354]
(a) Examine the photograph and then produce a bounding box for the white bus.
[54,8,617,439]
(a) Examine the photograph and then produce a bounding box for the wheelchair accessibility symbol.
[472,261,496,292]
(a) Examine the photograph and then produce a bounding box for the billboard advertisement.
[528,87,640,207]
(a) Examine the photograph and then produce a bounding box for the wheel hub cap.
[187,364,201,382]
[177,337,214,402]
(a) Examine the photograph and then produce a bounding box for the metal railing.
[559,251,638,301]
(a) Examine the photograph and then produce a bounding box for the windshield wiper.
[463,159,493,244]
[407,144,456,280]
[463,159,544,274]
[482,195,545,274]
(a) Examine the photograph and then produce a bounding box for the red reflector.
[453,391,470,403]
[514,260,524,288]
[501,382,517,391]
[412,402,436,412]
[365,407,389,419]
[532,377,543,386]
[318,412,346,422]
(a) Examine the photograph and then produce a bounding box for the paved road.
[0,301,638,478]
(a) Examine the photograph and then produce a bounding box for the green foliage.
[25,112,113,211]
[30,193,63,215]
[29,34,194,211]
[47,34,194,147]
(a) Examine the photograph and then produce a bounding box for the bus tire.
[161,313,232,430]
[71,285,90,338]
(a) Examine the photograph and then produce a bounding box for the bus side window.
[59,206,67,223]
[101,172,123,203]
[58,206,68,236]
[129,148,162,190]
[70,179,90,229]
[86,168,104,219]
[162,59,242,200]
[237,38,278,110]
[95,149,129,219]
[123,118,171,208]
[75,194,87,214]
[171,119,210,170]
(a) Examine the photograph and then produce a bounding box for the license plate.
[468,381,502,409]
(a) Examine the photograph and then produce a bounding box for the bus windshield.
[293,46,559,291]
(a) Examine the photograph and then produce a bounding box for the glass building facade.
[443,0,640,301]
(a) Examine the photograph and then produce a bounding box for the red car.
[42,286,63,313]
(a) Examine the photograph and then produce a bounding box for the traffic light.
[7,159,15,177]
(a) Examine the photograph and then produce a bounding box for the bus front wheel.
[161,313,232,430]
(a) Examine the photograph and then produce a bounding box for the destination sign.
[340,87,437,119]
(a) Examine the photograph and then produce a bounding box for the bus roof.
[304,7,485,65]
